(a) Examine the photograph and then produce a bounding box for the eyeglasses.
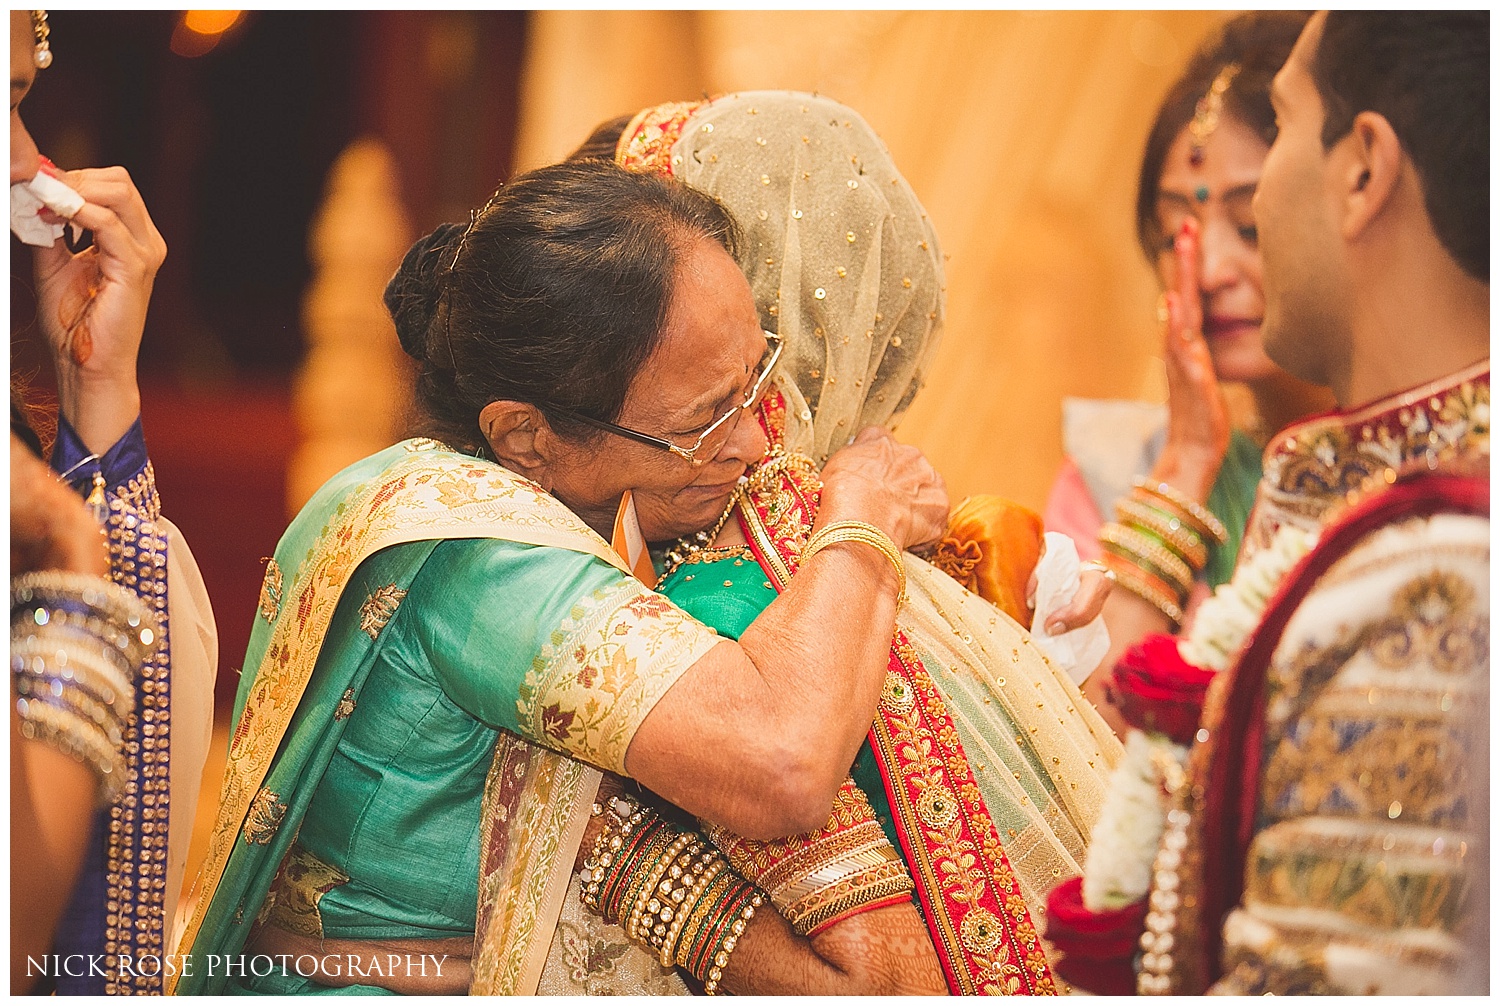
[553,330,783,465]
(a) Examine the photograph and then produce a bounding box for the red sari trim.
[733,392,1056,995]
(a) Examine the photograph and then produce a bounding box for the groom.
[1050,10,1489,996]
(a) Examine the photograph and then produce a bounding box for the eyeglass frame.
[547,330,783,464]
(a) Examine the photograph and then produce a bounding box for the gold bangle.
[704,890,763,995]
[664,852,727,967]
[14,699,129,803]
[1102,555,1184,626]
[1099,522,1194,593]
[1132,477,1228,545]
[1115,497,1209,570]
[803,520,907,604]
[628,832,696,946]
[1100,539,1192,602]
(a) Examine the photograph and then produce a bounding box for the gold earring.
[31,11,53,69]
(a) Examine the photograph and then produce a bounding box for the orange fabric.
[928,495,1044,625]
[610,490,658,587]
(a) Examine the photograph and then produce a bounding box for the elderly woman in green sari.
[541,94,1124,996]
[170,157,949,994]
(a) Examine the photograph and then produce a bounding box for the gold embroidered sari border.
[170,446,635,991]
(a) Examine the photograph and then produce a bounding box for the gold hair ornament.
[1188,63,1241,166]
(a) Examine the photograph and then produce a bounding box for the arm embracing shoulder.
[419,538,720,769]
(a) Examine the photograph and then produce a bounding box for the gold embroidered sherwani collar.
[1244,358,1489,556]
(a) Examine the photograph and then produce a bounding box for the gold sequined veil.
[647,92,946,465]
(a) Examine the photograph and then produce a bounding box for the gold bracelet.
[1132,477,1228,545]
[628,832,697,947]
[704,890,763,995]
[1102,554,1184,626]
[1115,496,1209,570]
[803,520,907,604]
[1099,522,1194,593]
[663,852,726,967]
[1100,539,1192,605]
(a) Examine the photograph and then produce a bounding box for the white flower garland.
[1078,523,1318,911]
[1178,524,1320,671]
[1080,730,1184,909]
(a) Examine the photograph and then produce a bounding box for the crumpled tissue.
[11,169,84,247]
[1030,531,1111,684]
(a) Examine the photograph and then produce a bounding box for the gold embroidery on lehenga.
[359,583,408,639]
[334,688,357,721]
[879,672,916,714]
[960,907,1005,954]
[916,785,960,828]
[736,428,1057,994]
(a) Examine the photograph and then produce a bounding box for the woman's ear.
[479,400,552,475]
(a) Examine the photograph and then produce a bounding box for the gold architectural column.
[289,138,414,514]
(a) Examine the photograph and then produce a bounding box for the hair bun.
[385,222,466,363]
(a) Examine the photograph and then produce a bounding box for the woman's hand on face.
[1157,218,1230,503]
[818,427,948,551]
[32,166,167,450]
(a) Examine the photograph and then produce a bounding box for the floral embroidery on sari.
[516,579,720,774]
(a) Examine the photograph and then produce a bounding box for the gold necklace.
[658,450,821,578]
[659,486,744,578]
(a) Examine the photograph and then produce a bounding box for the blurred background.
[10,8,1235,887]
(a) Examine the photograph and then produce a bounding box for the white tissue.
[1029,531,1111,684]
[11,170,84,247]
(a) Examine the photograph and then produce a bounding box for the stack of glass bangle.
[11,570,158,804]
[580,793,762,994]
[1098,477,1228,628]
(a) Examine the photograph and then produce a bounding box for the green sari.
[1203,428,1263,588]
[170,440,719,995]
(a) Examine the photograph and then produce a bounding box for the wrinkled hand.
[1157,218,1229,502]
[10,436,107,577]
[31,166,166,451]
[818,427,948,552]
